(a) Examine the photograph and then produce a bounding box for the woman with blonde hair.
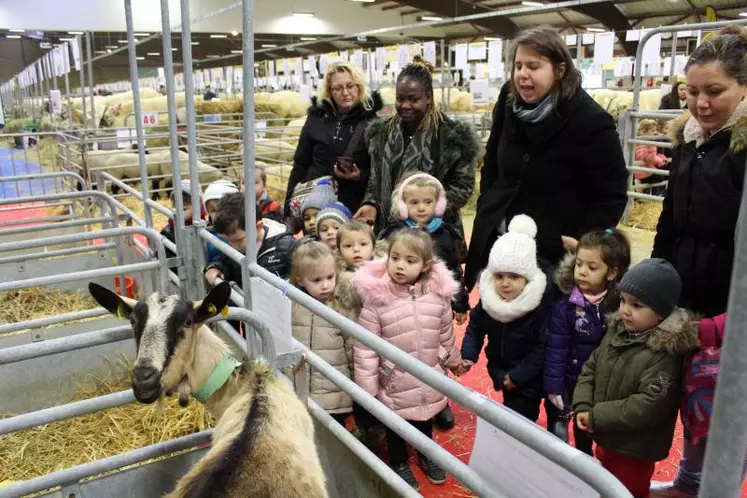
[284,62,383,219]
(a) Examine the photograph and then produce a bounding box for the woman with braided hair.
[355,56,479,244]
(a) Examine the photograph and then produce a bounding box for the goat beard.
[177,378,191,407]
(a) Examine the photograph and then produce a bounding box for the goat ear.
[88,282,136,319]
[193,282,232,323]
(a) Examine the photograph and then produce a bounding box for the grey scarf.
[512,93,556,124]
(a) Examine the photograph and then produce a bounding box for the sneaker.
[392,462,420,491]
[434,404,455,430]
[650,481,698,498]
[418,455,447,485]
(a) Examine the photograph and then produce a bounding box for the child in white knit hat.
[315,202,352,249]
[458,214,554,422]
[203,179,239,224]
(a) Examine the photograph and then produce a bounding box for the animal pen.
[1,2,746,497]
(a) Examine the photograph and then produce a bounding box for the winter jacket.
[652,100,747,317]
[378,220,469,313]
[461,259,554,400]
[465,83,628,289]
[335,263,363,320]
[160,204,208,260]
[543,253,620,398]
[363,115,479,245]
[682,313,725,444]
[258,193,283,222]
[292,292,357,414]
[353,258,462,421]
[284,93,384,216]
[659,94,686,111]
[573,309,700,461]
[207,219,297,287]
[634,144,668,180]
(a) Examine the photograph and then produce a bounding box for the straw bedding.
[625,201,664,231]
[0,355,213,483]
[0,287,97,325]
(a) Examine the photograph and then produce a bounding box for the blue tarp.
[0,147,59,199]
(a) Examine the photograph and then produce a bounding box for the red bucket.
[114,276,135,299]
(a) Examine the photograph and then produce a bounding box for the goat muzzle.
[132,362,162,404]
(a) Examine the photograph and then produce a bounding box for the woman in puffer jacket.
[354,228,462,491]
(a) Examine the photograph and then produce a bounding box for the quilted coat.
[353,258,462,421]
[292,284,359,414]
[543,253,620,398]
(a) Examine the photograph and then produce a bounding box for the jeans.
[387,419,434,466]
[673,438,747,490]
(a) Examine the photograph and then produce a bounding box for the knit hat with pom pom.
[487,214,540,280]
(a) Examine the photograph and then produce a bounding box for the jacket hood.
[478,267,547,323]
[607,308,700,354]
[669,97,747,152]
[262,218,289,240]
[353,257,459,308]
[332,268,362,316]
[309,90,384,120]
[554,251,621,311]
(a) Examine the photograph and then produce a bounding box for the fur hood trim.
[309,91,384,119]
[607,308,700,354]
[554,251,620,311]
[478,268,547,323]
[354,257,459,308]
[332,268,362,315]
[669,97,747,152]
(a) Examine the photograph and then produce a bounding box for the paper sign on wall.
[488,40,503,76]
[299,84,311,103]
[642,31,662,64]
[468,42,487,61]
[249,277,293,355]
[424,41,436,65]
[255,119,267,138]
[116,129,137,149]
[470,78,490,105]
[593,32,615,65]
[71,38,82,71]
[376,47,387,72]
[398,45,410,67]
[455,44,468,70]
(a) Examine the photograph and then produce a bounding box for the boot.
[649,481,698,498]
[392,462,420,491]
[434,404,455,430]
[418,455,447,485]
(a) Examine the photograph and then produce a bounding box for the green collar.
[192,356,242,404]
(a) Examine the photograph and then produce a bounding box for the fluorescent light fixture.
[147,52,160,56]
[136,56,145,60]
[484,37,501,41]
[207,55,221,59]
[107,49,112,53]
[522,0,544,5]
[421,16,443,21]
[134,33,149,37]
[68,31,84,35]
[59,37,74,41]
[118,39,129,43]
[94,50,106,54]
[262,44,277,48]
[6,35,21,39]
[740,11,747,17]
[292,12,315,18]
[210,34,228,38]
[300,37,317,41]
[106,45,118,49]
[9,29,25,33]
[253,63,260,67]
[231,30,239,36]
[191,41,199,45]
[172,47,178,51]
[586,27,605,32]
[231,50,242,54]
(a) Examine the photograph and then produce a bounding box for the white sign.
[642,31,662,64]
[203,114,222,123]
[250,277,293,355]
[299,84,311,103]
[142,113,158,127]
[470,78,490,105]
[339,50,349,62]
[468,42,487,61]
[470,417,598,498]
[566,35,577,46]
[582,34,595,45]
[398,45,410,68]
[424,41,436,66]
[255,119,267,138]
[351,50,363,69]
[268,60,275,77]
[71,37,82,71]
[49,89,62,115]
[319,54,329,75]
[376,47,387,72]
[116,128,137,149]
[488,40,504,77]
[455,44,468,70]
[593,32,615,65]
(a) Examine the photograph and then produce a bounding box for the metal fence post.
[241,0,257,312]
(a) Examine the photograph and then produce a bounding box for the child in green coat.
[573,258,699,498]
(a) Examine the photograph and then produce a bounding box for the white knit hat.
[487,214,540,280]
[203,179,239,206]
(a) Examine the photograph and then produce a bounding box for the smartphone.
[336,156,354,174]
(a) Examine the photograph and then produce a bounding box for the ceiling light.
[6,35,21,39]
[231,30,239,36]
[147,52,160,56]
[740,12,747,17]
[107,49,112,53]
[9,29,25,33]
[136,56,145,60]
[207,55,221,59]
[210,34,228,38]
[262,44,277,48]
[300,37,317,41]
[484,37,501,41]
[522,0,544,5]
[134,33,149,37]
[172,47,178,51]
[586,27,605,32]
[94,50,106,54]
[191,41,199,45]
[68,31,84,35]
[59,37,74,41]
[118,39,129,43]
[231,50,242,54]
[421,16,443,21]
[292,12,315,18]
[106,45,118,49]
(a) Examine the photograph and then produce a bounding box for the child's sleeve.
[461,302,487,362]
[572,343,599,415]
[544,299,572,395]
[589,354,681,432]
[354,305,382,397]
[508,298,550,388]
[699,313,726,347]
[438,301,462,369]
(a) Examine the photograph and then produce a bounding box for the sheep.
[87,282,328,498]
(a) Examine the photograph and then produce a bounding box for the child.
[459,215,554,422]
[204,192,296,286]
[544,228,631,454]
[290,241,355,425]
[634,119,668,193]
[253,167,283,222]
[379,173,469,323]
[203,179,239,224]
[354,228,462,490]
[335,219,375,315]
[160,179,207,260]
[301,179,337,237]
[573,258,699,498]
[315,202,352,250]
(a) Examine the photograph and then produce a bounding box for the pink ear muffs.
[396,173,447,220]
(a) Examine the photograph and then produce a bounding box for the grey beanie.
[619,258,682,318]
[301,179,337,215]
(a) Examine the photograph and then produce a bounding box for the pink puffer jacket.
[353,258,462,421]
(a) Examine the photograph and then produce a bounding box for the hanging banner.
[376,47,387,72]
[424,41,436,66]
[282,58,291,75]
[351,50,363,69]
[307,56,318,77]
[319,54,329,75]
[398,45,410,67]
[339,50,349,62]
[488,40,503,77]
[71,37,82,71]
[455,44,468,70]
[593,32,615,65]
[49,89,62,115]
[294,57,304,76]
[268,60,276,77]
[642,31,662,65]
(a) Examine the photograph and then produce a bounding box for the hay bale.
[263,163,293,203]
[0,287,97,325]
[0,355,213,482]
[625,200,663,231]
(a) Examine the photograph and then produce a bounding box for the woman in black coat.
[465,26,628,289]
[659,81,688,110]
[284,62,383,217]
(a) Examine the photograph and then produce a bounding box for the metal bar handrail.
[0,216,113,237]
[0,307,109,336]
[628,191,665,202]
[0,242,117,266]
[0,429,215,498]
[0,213,83,228]
[248,263,632,497]
[627,138,674,149]
[98,172,174,218]
[0,171,86,188]
[198,229,244,266]
[627,165,671,176]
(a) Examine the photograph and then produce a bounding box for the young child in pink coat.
[354,227,462,491]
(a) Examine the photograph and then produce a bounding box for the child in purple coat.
[543,229,631,454]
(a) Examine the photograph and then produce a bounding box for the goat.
[88,282,328,498]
